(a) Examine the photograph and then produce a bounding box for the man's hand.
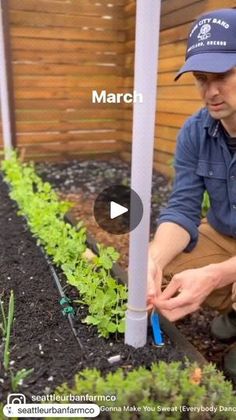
[147,245,163,310]
[153,266,218,321]
[146,223,191,312]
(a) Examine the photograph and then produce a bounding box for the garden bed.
[36,158,230,371]
[0,172,188,403]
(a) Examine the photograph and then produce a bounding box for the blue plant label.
[151,311,164,346]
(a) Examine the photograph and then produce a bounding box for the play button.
[110,201,128,219]
[94,185,143,234]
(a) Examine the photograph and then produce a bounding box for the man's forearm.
[211,257,236,289]
[149,222,190,270]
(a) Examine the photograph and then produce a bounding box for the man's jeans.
[163,219,236,312]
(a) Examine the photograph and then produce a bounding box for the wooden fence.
[0,0,235,175]
[0,0,128,160]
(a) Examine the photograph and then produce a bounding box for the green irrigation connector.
[59,297,75,316]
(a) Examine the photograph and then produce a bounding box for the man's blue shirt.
[158,107,236,251]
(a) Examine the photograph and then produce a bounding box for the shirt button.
[230,175,236,180]
[233,205,236,210]
[208,170,214,176]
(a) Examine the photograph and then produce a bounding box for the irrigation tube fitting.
[60,296,75,316]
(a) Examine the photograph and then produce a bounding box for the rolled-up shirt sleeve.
[158,119,205,251]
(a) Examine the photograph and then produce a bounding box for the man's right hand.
[146,223,191,311]
[147,243,163,310]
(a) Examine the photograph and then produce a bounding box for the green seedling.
[3,290,14,370]
[0,295,7,336]
[11,368,34,392]
[0,289,34,393]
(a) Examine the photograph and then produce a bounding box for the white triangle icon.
[110,201,128,219]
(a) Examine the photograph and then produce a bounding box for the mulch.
[0,172,185,403]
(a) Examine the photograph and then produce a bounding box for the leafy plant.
[1,151,127,338]
[47,362,236,420]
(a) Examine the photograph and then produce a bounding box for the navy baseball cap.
[175,8,236,80]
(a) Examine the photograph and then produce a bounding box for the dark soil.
[0,173,185,404]
[36,158,231,372]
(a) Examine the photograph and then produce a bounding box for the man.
[147,8,236,380]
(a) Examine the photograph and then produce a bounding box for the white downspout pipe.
[125,0,161,347]
[0,0,13,155]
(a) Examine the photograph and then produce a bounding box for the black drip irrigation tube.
[39,247,84,351]
[65,212,207,366]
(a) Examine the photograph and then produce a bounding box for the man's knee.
[203,285,233,313]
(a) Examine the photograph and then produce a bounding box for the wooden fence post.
[0,0,16,153]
